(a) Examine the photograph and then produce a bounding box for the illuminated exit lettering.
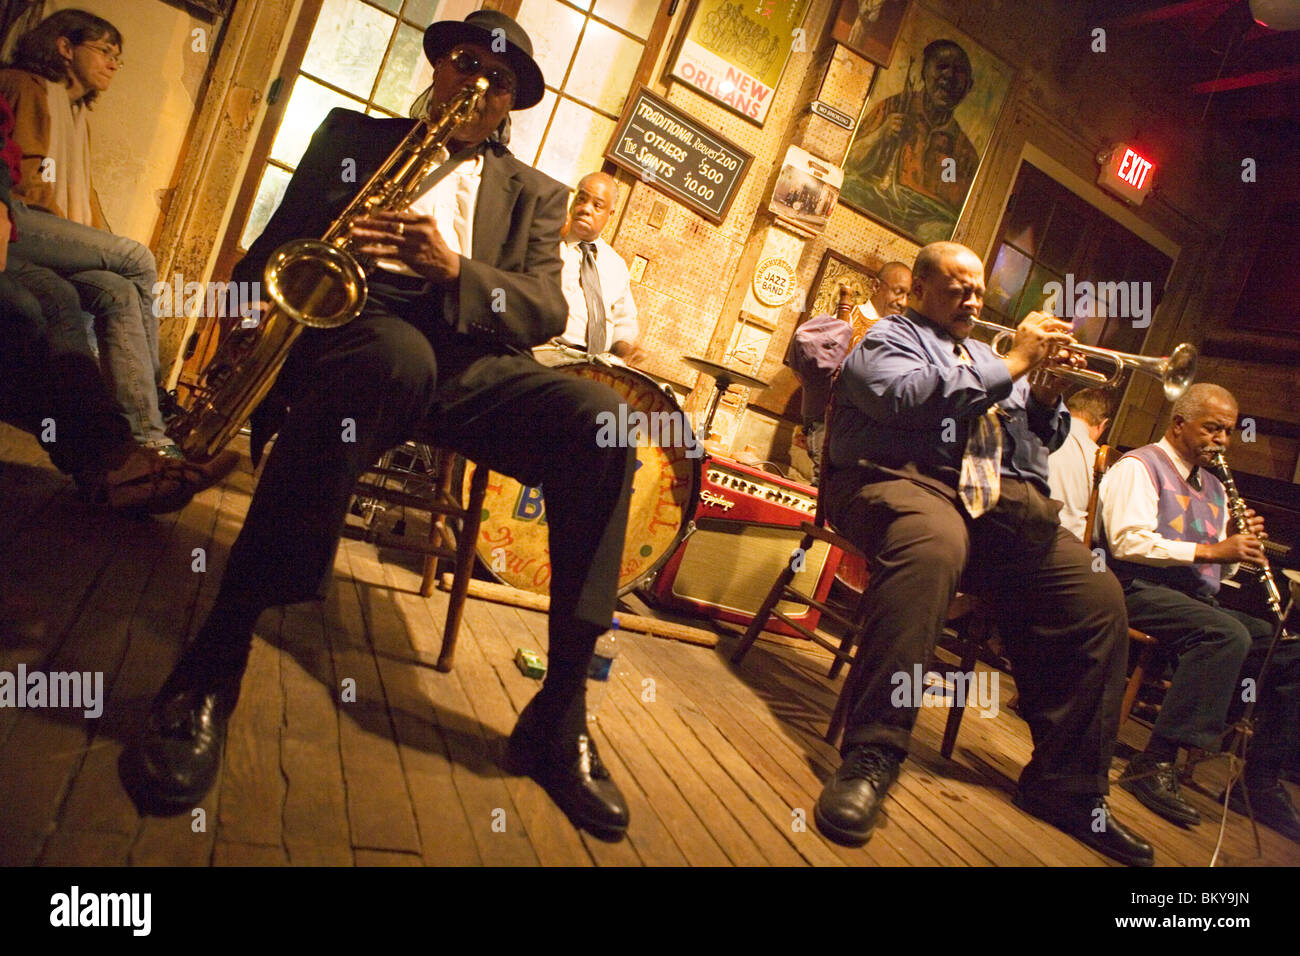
[1097,142,1156,205]
[1116,148,1152,190]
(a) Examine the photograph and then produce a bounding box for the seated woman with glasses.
[0,8,219,472]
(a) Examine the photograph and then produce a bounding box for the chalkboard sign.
[605,87,753,224]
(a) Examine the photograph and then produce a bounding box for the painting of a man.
[840,8,1011,244]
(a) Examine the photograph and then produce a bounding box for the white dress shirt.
[375,149,482,276]
[1048,416,1098,542]
[555,235,638,352]
[1098,436,1229,568]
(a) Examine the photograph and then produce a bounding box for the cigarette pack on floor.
[514,647,546,679]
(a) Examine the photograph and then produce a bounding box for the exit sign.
[1098,144,1156,205]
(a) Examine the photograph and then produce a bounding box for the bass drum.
[465,354,701,596]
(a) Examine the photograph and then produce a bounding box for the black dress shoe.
[1014,791,1155,867]
[507,699,630,839]
[814,744,902,847]
[1224,781,1300,843]
[120,669,242,815]
[1120,751,1201,827]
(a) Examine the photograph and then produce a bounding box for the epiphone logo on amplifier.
[699,490,735,511]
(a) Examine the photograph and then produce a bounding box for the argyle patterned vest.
[1108,444,1226,597]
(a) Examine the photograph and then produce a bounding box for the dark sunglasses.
[448,48,516,97]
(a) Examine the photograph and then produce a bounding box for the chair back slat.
[1082,444,1117,548]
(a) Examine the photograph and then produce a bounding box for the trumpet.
[969,317,1197,401]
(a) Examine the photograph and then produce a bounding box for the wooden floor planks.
[1,421,1297,868]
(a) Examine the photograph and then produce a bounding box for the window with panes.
[983,162,1173,355]
[236,0,659,253]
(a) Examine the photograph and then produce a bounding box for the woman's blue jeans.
[8,201,168,446]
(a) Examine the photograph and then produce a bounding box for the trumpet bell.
[265,239,367,329]
[1160,342,1197,402]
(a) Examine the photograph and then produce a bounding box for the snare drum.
[466,358,701,595]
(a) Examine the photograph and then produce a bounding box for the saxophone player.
[1098,383,1300,843]
[120,11,635,839]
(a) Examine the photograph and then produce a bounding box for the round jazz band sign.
[753,257,796,306]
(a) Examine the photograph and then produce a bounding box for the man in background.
[548,171,642,361]
[790,261,912,484]
[1048,387,1111,541]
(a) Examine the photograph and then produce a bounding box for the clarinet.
[1210,449,1284,621]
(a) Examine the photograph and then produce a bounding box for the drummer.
[545,171,644,362]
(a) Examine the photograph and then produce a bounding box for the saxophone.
[169,78,490,463]
[1210,448,1284,621]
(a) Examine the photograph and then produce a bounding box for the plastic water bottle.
[586,620,621,718]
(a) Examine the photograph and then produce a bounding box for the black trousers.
[215,282,635,664]
[1124,578,1299,780]
[0,261,131,474]
[824,468,1128,797]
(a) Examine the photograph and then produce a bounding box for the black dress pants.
[1124,579,1299,780]
[823,468,1128,797]
[215,282,634,664]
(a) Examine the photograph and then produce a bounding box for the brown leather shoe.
[93,446,239,513]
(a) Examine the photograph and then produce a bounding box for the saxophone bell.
[264,240,367,329]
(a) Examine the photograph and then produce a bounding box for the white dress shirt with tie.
[555,235,638,352]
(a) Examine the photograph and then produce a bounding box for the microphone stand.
[1202,557,1294,865]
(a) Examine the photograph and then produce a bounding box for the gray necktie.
[579,241,607,354]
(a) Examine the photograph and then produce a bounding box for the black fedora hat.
[423,10,546,110]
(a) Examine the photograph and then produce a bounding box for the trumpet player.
[814,241,1154,865]
[120,10,635,839]
[1099,383,1300,842]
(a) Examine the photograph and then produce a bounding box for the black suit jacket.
[233,108,570,459]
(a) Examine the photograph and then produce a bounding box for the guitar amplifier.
[647,456,843,638]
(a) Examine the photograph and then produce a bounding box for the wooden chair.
[1084,444,1162,732]
[729,476,995,756]
[344,442,489,672]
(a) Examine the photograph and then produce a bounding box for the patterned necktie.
[579,241,607,354]
[954,343,1002,518]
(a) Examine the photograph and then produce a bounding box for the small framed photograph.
[768,145,843,236]
[830,0,910,68]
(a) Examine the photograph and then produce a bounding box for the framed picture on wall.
[800,248,883,326]
[829,0,911,67]
[768,145,843,235]
[669,0,812,125]
[839,4,1013,246]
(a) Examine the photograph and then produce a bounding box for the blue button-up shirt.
[826,309,1069,494]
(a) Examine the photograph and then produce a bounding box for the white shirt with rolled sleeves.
[1048,416,1098,542]
[555,235,638,353]
[1098,436,1234,576]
